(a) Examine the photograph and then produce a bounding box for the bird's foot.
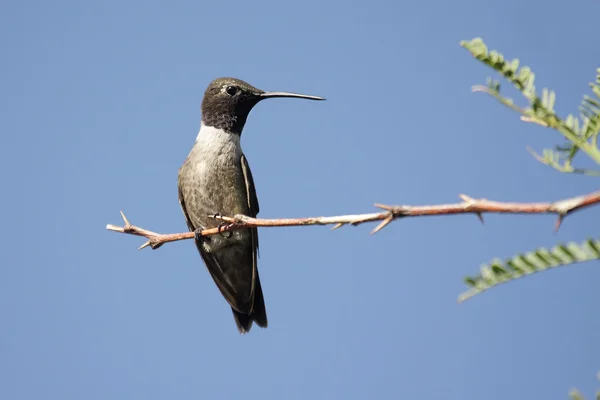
[217,223,233,239]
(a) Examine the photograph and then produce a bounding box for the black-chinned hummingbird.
[177,77,324,334]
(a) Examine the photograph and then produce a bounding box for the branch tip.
[139,241,151,250]
[106,224,124,232]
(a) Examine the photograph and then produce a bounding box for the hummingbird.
[177,77,324,334]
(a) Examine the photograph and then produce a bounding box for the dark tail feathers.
[232,275,268,334]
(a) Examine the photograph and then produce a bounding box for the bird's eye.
[225,86,237,96]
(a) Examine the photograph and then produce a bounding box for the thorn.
[120,210,131,227]
[138,241,151,250]
[331,223,344,230]
[476,212,484,224]
[554,214,564,232]
[371,215,393,234]
[374,203,393,211]
[459,194,474,202]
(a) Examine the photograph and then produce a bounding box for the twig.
[471,85,600,164]
[106,190,600,250]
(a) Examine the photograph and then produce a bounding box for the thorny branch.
[106,190,600,250]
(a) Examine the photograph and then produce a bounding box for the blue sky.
[1,0,599,398]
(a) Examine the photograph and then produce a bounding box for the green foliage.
[568,372,600,400]
[459,36,599,398]
[460,38,600,176]
[459,238,600,302]
[458,37,600,304]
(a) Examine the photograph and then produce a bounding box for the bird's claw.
[218,223,233,239]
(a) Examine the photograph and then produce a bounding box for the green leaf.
[461,37,600,168]
[570,389,585,400]
[459,237,600,302]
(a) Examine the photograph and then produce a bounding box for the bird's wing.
[240,153,259,249]
[241,154,259,216]
[177,182,196,233]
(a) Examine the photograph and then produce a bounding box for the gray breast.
[178,126,250,231]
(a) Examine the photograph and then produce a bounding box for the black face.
[201,78,265,134]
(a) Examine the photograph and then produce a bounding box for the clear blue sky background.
[1,0,598,398]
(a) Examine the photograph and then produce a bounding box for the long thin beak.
[259,91,325,101]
